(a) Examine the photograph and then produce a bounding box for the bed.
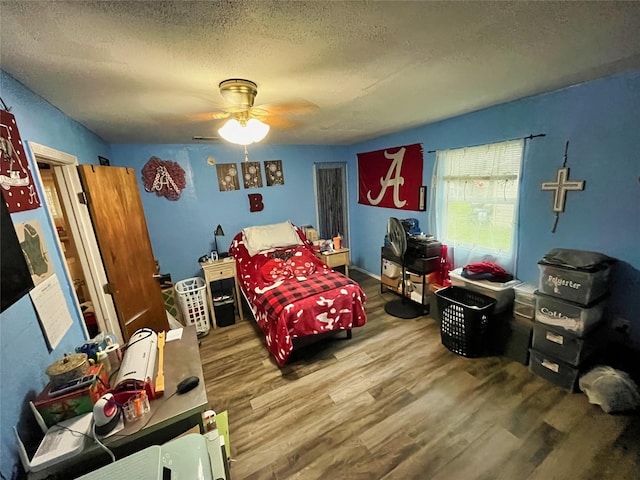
[229,221,367,366]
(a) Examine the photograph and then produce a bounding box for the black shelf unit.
[380,246,439,314]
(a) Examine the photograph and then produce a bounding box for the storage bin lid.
[538,249,616,272]
[513,282,536,298]
[450,267,521,292]
[534,288,609,308]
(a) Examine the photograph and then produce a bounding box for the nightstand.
[200,258,244,328]
[315,248,350,276]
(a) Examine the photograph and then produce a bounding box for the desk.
[29,326,208,479]
[200,259,244,327]
[316,248,350,277]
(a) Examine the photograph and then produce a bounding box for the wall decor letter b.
[248,193,264,212]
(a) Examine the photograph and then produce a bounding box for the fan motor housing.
[219,79,258,109]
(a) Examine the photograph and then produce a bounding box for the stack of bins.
[504,283,536,365]
[529,249,615,391]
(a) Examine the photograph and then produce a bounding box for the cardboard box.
[34,364,109,427]
[303,227,319,242]
[381,274,401,291]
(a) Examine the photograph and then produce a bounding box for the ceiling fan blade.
[256,100,319,117]
[247,107,268,122]
[264,116,297,129]
[210,111,231,120]
[192,135,221,142]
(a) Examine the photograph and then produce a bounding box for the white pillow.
[242,221,303,256]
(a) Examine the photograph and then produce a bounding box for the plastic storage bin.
[382,258,401,278]
[514,300,535,319]
[513,283,536,305]
[449,268,520,313]
[435,286,496,358]
[534,291,606,337]
[538,261,612,306]
[175,277,210,335]
[529,348,581,391]
[532,322,604,366]
[504,314,533,365]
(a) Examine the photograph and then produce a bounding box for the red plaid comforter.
[230,230,367,366]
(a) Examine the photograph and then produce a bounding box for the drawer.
[534,291,606,337]
[531,322,603,366]
[328,252,348,266]
[529,348,581,392]
[320,251,349,267]
[202,263,235,280]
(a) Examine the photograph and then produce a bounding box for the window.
[431,139,524,273]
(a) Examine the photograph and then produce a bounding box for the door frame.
[28,142,123,344]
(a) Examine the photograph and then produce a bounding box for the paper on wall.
[30,273,73,350]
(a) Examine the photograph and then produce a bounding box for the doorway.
[28,142,122,344]
[38,163,97,335]
[314,162,349,246]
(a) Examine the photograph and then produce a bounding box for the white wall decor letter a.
[366,147,407,208]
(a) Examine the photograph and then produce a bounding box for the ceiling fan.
[192,79,317,143]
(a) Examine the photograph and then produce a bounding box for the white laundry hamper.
[175,277,210,335]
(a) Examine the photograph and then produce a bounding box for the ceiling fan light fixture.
[218,118,270,145]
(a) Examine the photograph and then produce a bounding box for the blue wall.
[109,144,347,282]
[0,71,108,477]
[347,70,640,345]
[2,67,639,475]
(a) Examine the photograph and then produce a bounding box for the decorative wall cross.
[541,167,584,212]
[541,141,585,233]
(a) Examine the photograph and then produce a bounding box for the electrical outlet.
[611,317,631,336]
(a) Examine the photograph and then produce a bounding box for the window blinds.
[432,139,524,273]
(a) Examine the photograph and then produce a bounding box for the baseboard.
[350,265,379,280]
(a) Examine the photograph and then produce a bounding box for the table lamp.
[214,224,226,258]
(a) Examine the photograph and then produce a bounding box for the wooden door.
[78,165,168,340]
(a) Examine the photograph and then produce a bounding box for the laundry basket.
[435,286,496,358]
[175,277,210,336]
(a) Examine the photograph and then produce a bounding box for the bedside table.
[200,259,244,328]
[315,248,350,276]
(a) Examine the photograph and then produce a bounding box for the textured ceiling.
[2,1,640,145]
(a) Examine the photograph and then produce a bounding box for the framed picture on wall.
[264,160,285,186]
[241,161,263,189]
[418,186,427,211]
[216,163,240,191]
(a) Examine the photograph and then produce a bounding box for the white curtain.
[430,139,524,275]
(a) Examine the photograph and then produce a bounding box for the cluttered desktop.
[15,326,228,479]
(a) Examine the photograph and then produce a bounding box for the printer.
[404,236,441,273]
[399,218,441,273]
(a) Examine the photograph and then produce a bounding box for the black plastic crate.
[435,286,496,358]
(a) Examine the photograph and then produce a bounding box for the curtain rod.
[426,133,545,154]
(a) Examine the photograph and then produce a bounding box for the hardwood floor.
[199,270,640,479]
